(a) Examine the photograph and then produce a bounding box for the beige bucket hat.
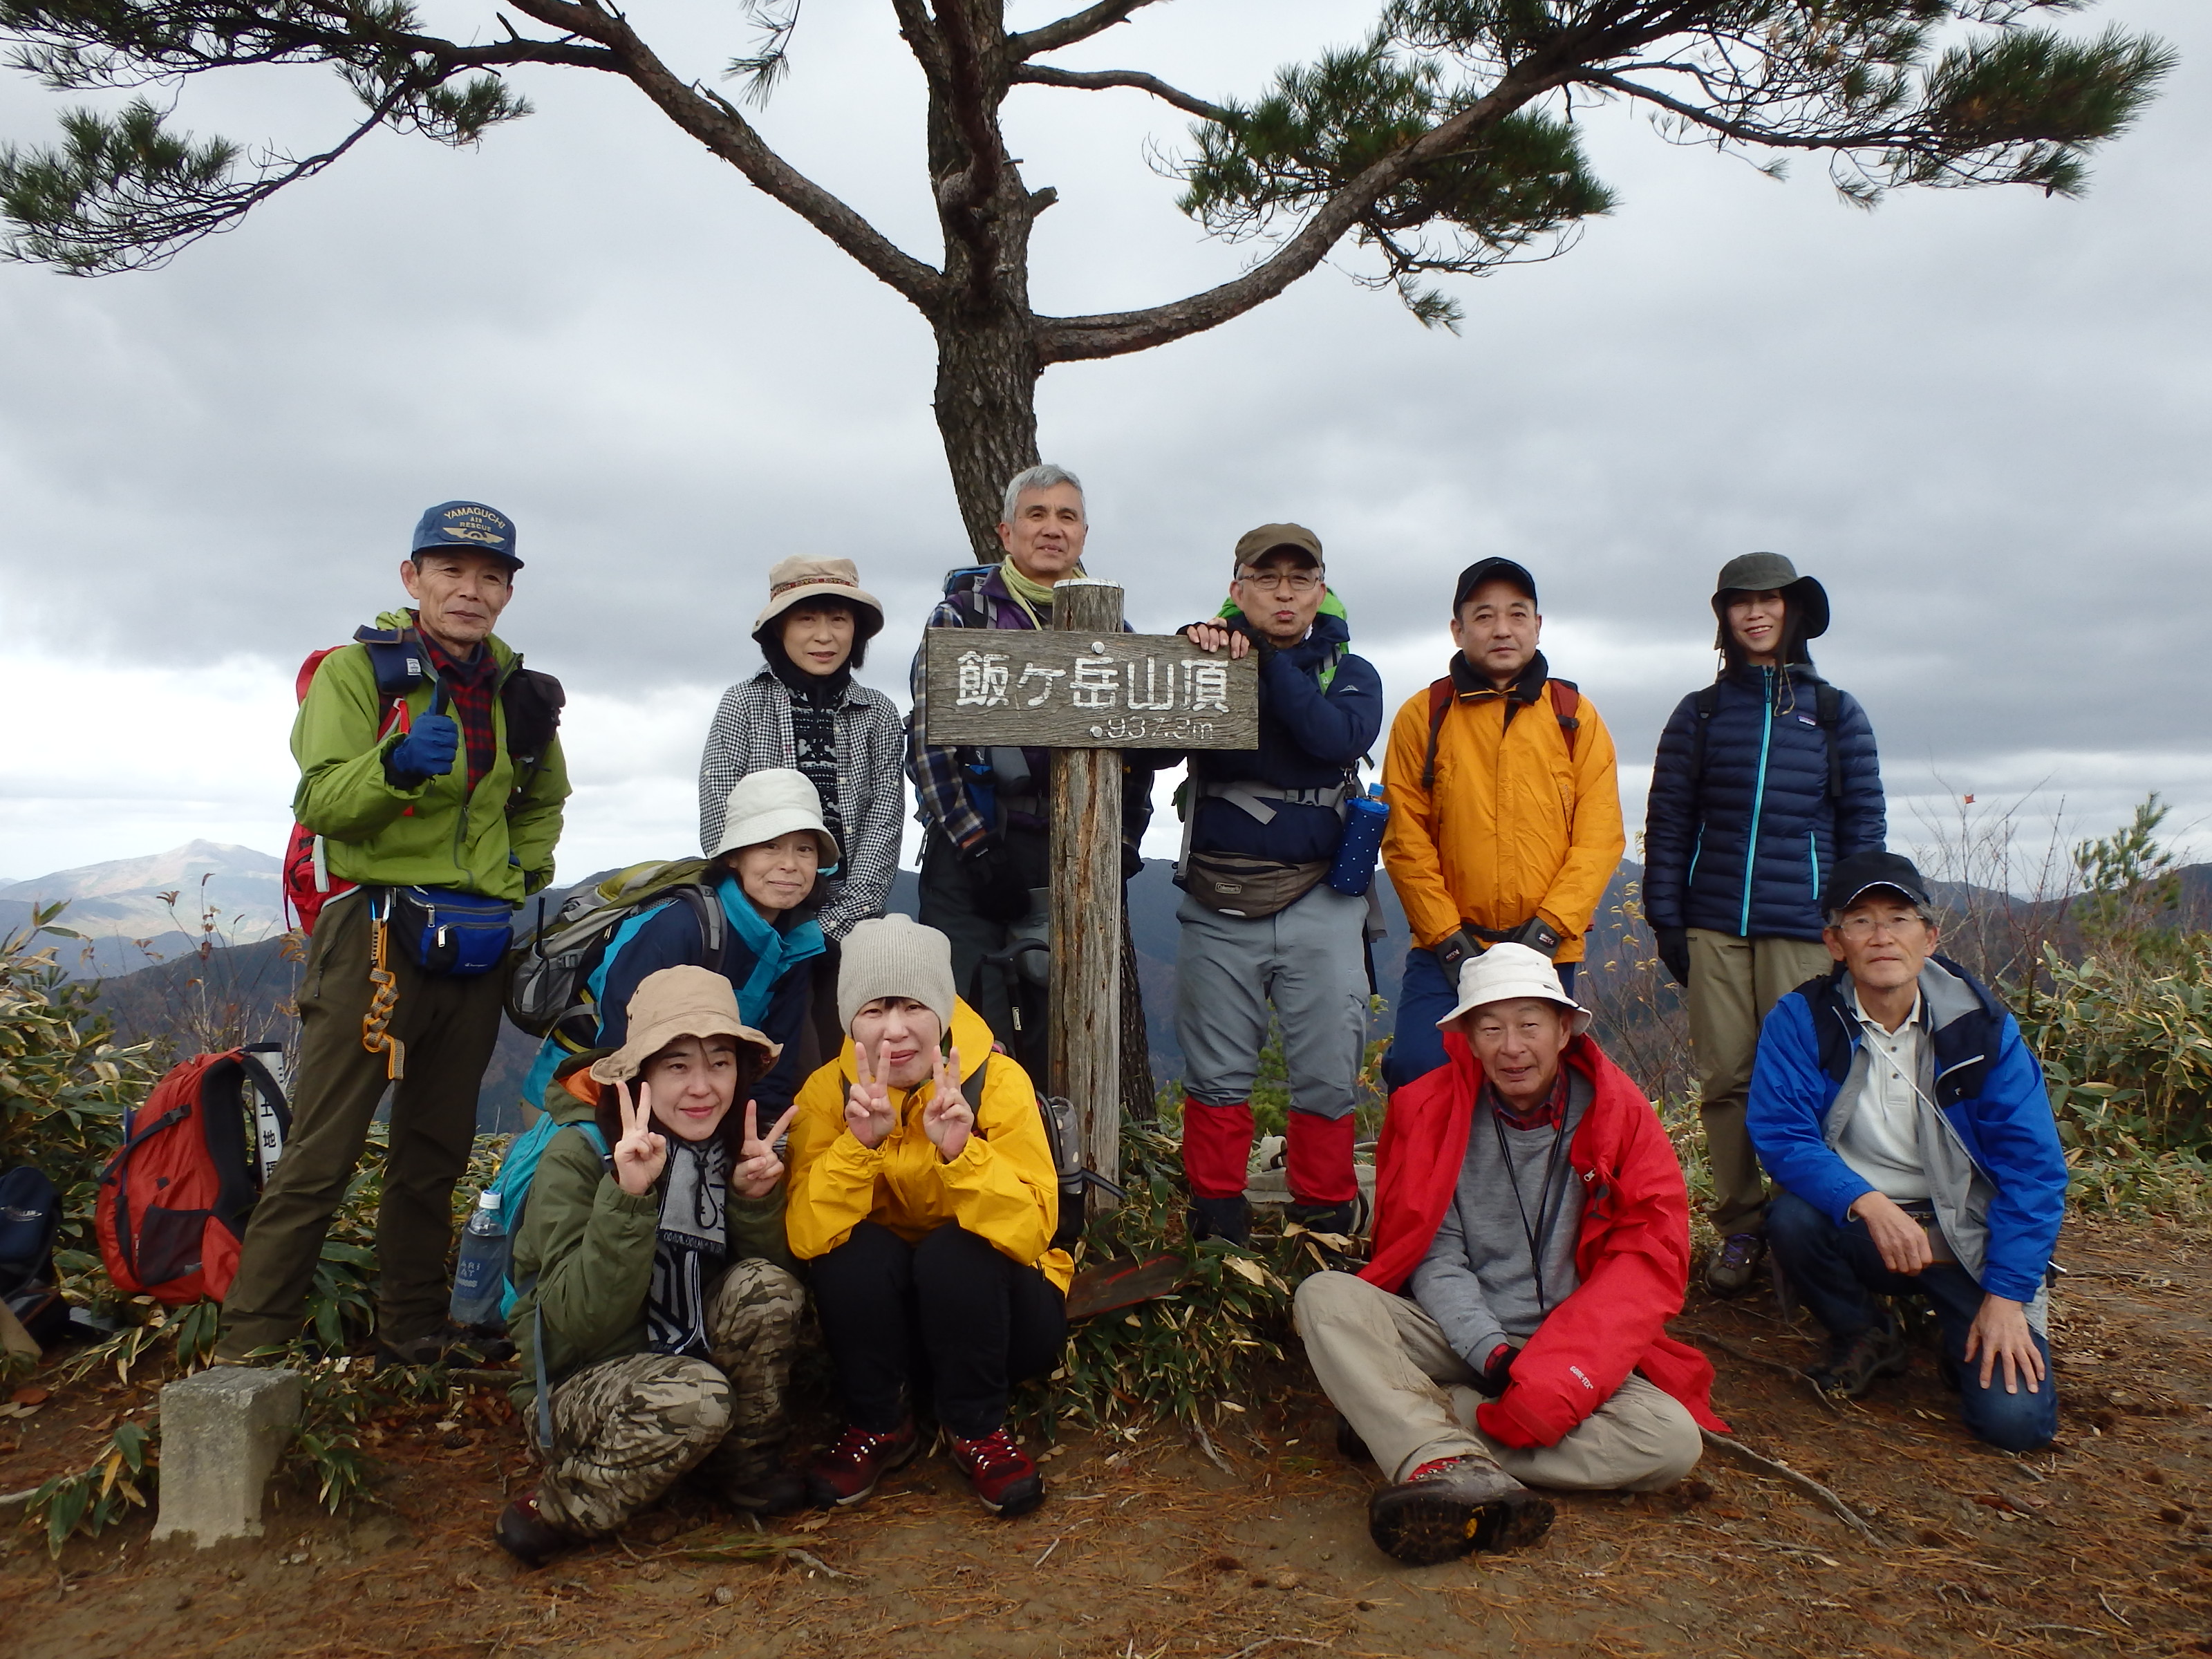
[710,767,841,868]
[1437,942,1593,1036]
[753,555,884,637]
[588,964,780,1084]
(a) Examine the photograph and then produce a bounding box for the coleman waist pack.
[1178,852,1329,920]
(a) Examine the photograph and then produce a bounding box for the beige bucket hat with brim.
[588,964,780,1084]
[711,767,841,870]
[753,555,884,638]
[1437,941,1593,1037]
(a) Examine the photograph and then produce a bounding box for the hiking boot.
[1703,1232,1767,1298]
[1367,1454,1555,1566]
[712,1460,812,1517]
[494,1494,581,1569]
[1334,1412,1371,1463]
[946,1426,1044,1517]
[1806,1324,1910,1400]
[375,1321,515,1371]
[1188,1195,1250,1247]
[1286,1194,1369,1241]
[805,1418,921,1508]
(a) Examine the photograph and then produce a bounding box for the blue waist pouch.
[384,886,515,977]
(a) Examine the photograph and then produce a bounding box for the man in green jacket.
[217,501,570,1365]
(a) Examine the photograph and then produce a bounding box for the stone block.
[152,1367,305,1546]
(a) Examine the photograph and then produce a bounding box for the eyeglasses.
[1832,913,1927,940]
[1237,570,1322,592]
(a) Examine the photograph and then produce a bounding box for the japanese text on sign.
[922,630,1259,750]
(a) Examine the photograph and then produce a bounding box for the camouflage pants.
[532,1257,805,1537]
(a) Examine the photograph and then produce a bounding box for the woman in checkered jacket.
[697,557,906,940]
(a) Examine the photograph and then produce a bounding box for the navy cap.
[1453,556,1537,611]
[411,500,521,568]
[1821,850,1932,919]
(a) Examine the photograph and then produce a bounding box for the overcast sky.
[1,1,2204,898]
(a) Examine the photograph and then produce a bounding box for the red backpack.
[96,1047,290,1306]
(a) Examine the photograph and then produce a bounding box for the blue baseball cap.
[411,500,521,568]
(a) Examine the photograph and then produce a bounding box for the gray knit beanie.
[837,915,957,1033]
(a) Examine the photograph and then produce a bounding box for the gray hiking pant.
[1175,881,1370,1117]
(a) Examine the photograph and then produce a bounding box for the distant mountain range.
[1,840,283,977]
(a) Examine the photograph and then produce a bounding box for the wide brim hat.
[1436,941,1593,1037]
[753,555,884,638]
[1712,550,1829,640]
[711,767,841,870]
[588,964,779,1084]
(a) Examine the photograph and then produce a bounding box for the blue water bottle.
[1327,786,1390,897]
[449,1190,509,1331]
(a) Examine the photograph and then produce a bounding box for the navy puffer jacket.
[1642,663,1884,942]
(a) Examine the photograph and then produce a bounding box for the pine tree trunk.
[931,310,1042,563]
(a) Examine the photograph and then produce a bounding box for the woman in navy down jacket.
[1642,552,1884,1297]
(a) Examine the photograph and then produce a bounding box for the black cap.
[1821,850,1931,919]
[1453,557,1538,611]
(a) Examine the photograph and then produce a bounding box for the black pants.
[809,1221,1068,1439]
[917,824,1051,1078]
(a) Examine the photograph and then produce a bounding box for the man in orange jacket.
[1380,558,1624,1091]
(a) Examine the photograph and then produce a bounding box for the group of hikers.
[208,470,2069,1571]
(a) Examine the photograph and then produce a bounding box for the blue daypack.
[470,1116,609,1327]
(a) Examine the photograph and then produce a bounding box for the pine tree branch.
[1581,69,1927,154]
[1009,63,1229,124]
[1008,0,1161,62]
[503,0,945,309]
[1036,60,1568,363]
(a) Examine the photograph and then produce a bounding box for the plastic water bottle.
[1326,787,1391,897]
[448,1191,508,1330]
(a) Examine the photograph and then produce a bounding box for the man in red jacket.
[1293,944,1722,1566]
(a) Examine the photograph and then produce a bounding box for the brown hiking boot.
[1367,1455,1555,1566]
[1806,1324,1909,1399]
[1703,1232,1768,1298]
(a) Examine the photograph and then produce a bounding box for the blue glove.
[387,714,460,785]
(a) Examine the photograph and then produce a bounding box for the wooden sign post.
[922,581,1259,1214]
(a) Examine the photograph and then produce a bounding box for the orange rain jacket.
[1380,654,1625,964]
[784,999,1071,1293]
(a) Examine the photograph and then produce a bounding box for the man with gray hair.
[908,464,1152,1073]
[1749,850,2065,1450]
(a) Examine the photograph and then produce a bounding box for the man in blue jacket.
[1644,552,1886,1297]
[1747,852,2065,1451]
[1174,525,1385,1243]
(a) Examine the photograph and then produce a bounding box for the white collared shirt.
[1834,984,1933,1201]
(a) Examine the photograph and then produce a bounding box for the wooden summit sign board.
[921,587,1259,1215]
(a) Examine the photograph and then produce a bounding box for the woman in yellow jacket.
[785,915,1069,1517]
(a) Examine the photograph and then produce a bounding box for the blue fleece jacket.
[1747,957,2067,1306]
[1186,610,1384,865]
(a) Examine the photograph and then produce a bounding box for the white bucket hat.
[752,555,884,637]
[1437,942,1593,1036]
[711,768,841,870]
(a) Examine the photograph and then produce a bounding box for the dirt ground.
[3,1212,2209,1659]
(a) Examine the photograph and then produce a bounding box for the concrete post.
[152,1367,304,1545]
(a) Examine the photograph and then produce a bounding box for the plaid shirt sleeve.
[818,688,908,937]
[908,597,991,850]
[697,674,791,854]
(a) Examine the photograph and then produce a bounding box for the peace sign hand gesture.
[921,1046,975,1164]
[611,1079,668,1197]
[844,1042,897,1150]
[732,1100,797,1199]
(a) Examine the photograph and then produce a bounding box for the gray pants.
[1293,1270,1703,1490]
[1175,881,1369,1118]
[1687,929,1836,1237]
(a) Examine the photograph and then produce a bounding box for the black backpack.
[1689,678,1845,800]
[0,1165,66,1347]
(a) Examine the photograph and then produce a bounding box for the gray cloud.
[1,0,2204,877]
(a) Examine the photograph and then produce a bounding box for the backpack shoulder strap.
[1420,677,1455,791]
[350,626,431,700]
[676,881,726,962]
[1815,682,1844,800]
[1546,679,1580,759]
[1689,682,1723,787]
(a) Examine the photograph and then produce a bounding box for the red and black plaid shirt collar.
[1482,1067,1571,1132]
[415,617,499,790]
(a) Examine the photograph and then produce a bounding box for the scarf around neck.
[999,559,1081,623]
[715,872,827,1024]
[646,1134,729,1359]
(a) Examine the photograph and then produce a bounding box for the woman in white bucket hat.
[697,556,906,940]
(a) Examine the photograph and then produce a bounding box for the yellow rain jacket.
[785,1000,1071,1293]
[1380,657,1625,963]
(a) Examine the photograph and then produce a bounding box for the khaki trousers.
[1293,1271,1702,1491]
[218,890,507,1358]
[1686,929,1835,1238]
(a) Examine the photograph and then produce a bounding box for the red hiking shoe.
[805,1418,920,1508]
[946,1427,1044,1517]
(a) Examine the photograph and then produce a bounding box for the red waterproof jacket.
[1362,1033,1726,1447]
